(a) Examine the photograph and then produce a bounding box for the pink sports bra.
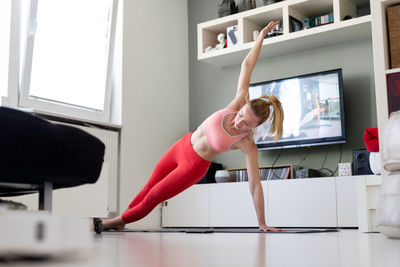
[204,108,250,153]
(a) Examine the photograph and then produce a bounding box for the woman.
[94,21,285,233]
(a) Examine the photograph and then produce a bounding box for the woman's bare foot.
[101,216,126,231]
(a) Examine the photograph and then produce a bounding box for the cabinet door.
[161,184,210,227]
[268,178,337,227]
[336,177,358,227]
[210,182,258,227]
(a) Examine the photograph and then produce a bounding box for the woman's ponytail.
[248,94,284,142]
[265,95,284,142]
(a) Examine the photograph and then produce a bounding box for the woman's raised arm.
[227,21,280,111]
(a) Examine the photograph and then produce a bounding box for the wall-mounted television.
[249,69,346,150]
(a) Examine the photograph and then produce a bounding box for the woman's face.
[233,104,260,131]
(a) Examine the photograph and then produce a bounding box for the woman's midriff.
[190,127,219,162]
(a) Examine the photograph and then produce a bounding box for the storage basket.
[387,5,400,69]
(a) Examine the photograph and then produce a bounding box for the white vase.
[215,170,235,183]
[369,152,381,175]
[376,111,400,238]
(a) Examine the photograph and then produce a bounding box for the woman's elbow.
[241,58,253,70]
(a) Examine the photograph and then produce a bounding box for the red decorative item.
[363,127,379,152]
[387,72,400,115]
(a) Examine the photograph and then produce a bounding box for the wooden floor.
[3,229,400,266]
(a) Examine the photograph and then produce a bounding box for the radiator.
[70,123,119,214]
[55,122,119,217]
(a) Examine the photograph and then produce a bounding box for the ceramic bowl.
[215,170,235,183]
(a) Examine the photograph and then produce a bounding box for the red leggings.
[121,132,211,223]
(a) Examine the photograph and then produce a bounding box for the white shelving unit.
[371,0,400,171]
[386,67,400,74]
[198,0,371,67]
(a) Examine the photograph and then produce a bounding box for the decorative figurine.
[204,46,213,53]
[214,33,226,50]
[204,33,226,53]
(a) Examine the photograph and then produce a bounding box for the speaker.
[353,149,373,175]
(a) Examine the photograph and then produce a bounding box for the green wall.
[188,0,376,175]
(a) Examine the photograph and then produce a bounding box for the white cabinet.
[267,178,337,227]
[336,176,359,227]
[161,184,210,227]
[355,175,382,232]
[162,176,364,228]
[198,0,371,66]
[209,182,260,227]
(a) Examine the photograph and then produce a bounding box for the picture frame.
[387,72,400,115]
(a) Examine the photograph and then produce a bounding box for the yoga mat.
[106,228,339,234]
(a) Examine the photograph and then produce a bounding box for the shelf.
[381,0,400,6]
[288,0,333,24]
[199,16,371,67]
[198,0,372,67]
[386,68,400,74]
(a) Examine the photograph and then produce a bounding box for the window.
[17,0,118,122]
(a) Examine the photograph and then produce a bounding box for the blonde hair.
[248,94,284,142]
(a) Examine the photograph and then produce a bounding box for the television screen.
[249,69,346,150]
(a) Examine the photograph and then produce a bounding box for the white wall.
[120,1,189,228]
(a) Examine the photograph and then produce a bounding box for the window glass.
[29,0,112,110]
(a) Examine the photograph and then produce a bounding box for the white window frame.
[18,0,118,123]
[3,0,21,107]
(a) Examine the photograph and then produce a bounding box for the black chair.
[0,107,105,211]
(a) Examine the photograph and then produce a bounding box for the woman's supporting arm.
[243,142,267,228]
[240,138,285,232]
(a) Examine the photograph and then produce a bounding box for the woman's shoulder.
[230,132,256,151]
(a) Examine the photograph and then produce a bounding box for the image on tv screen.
[249,69,345,149]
